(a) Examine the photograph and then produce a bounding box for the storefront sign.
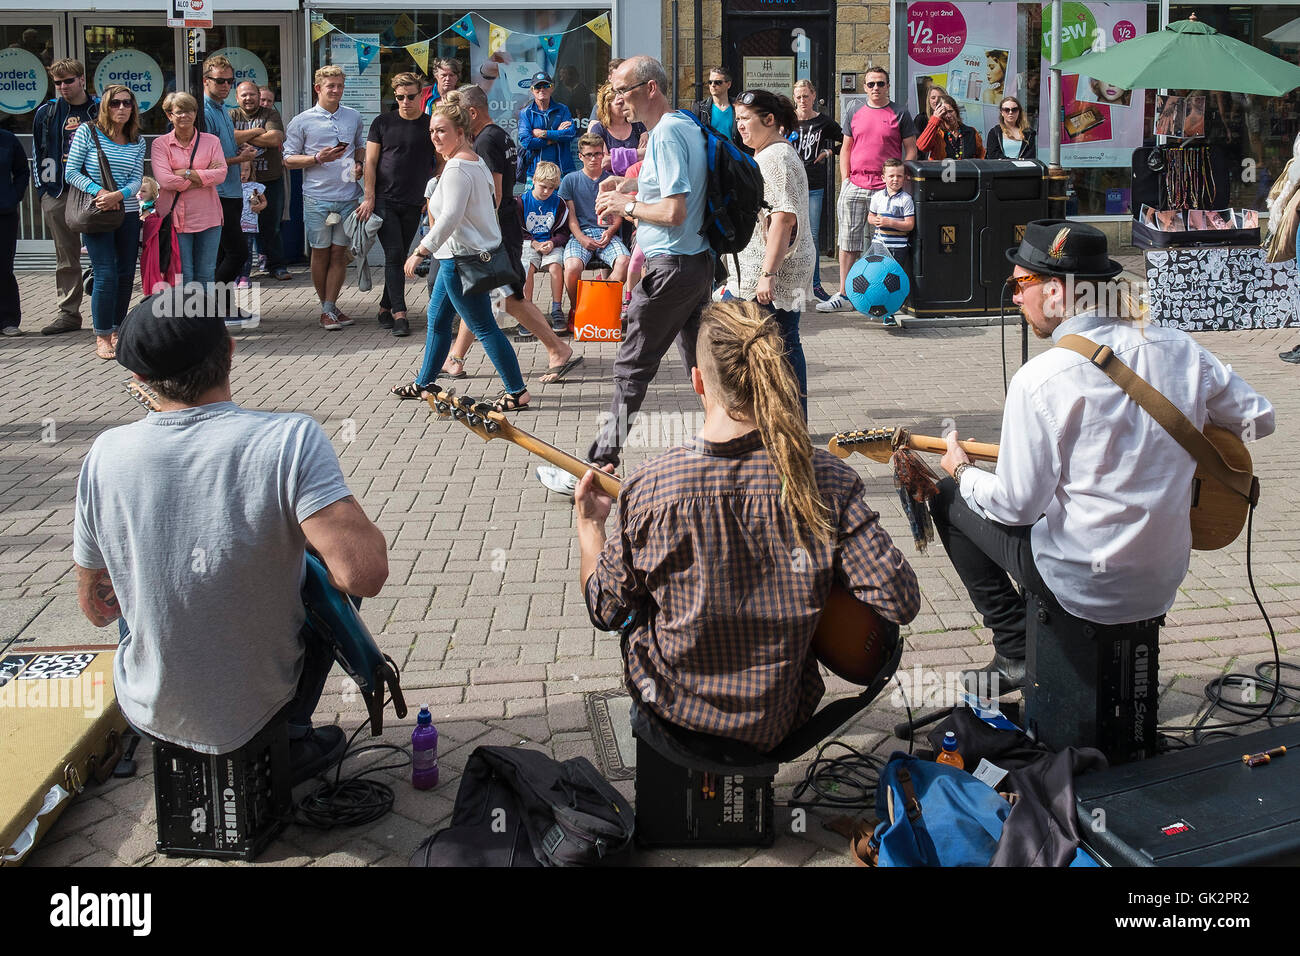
[906,2,1015,138]
[1037,1,1146,168]
[94,49,165,114]
[0,47,48,115]
[330,32,380,132]
[209,47,268,107]
[168,0,214,30]
[743,56,796,94]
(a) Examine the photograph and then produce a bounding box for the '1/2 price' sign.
[908,2,969,68]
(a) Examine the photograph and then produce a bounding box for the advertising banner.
[906,2,1018,141]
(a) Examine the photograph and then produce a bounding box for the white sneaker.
[816,294,855,313]
[536,464,579,497]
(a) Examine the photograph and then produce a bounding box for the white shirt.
[418,157,501,260]
[961,310,1274,625]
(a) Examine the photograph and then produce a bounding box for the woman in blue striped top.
[65,84,145,359]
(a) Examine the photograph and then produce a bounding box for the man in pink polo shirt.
[818,66,917,313]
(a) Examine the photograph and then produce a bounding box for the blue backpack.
[675,110,767,281]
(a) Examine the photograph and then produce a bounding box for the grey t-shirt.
[73,402,352,754]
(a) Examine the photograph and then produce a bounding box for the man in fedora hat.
[72,288,388,780]
[932,220,1273,688]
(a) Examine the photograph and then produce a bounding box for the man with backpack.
[536,56,713,495]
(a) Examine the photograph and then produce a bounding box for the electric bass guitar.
[124,381,407,733]
[828,424,1252,551]
[425,388,899,686]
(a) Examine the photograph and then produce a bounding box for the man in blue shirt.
[537,56,712,495]
[517,72,576,183]
[690,66,744,150]
[202,55,257,288]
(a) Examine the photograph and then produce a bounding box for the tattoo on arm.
[76,565,121,627]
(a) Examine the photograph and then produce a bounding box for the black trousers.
[257,177,287,272]
[928,477,1056,661]
[0,211,19,330]
[377,202,424,314]
[215,195,249,285]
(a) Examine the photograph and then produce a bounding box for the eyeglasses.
[613,79,649,97]
[53,76,81,86]
[206,75,234,85]
[168,108,195,116]
[395,93,418,101]
[866,80,888,89]
[707,80,726,86]
[109,98,134,109]
[1008,273,1047,293]
[579,151,602,159]
[1001,106,1021,113]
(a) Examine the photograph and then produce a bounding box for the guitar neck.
[908,434,1000,463]
[508,427,623,496]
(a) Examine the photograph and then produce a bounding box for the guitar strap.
[1056,334,1259,507]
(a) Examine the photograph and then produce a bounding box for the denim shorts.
[565,227,631,268]
[304,196,357,249]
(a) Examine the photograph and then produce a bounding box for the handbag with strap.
[1056,333,1260,516]
[65,126,124,234]
[453,245,518,296]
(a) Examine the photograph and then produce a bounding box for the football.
[845,253,910,318]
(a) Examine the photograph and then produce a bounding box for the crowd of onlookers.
[0,51,1041,360]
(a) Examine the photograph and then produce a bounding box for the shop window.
[82,26,178,136]
[198,26,284,113]
[0,24,55,135]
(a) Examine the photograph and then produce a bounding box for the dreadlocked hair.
[699,299,833,547]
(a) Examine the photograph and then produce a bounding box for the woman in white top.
[730,89,815,418]
[396,97,530,412]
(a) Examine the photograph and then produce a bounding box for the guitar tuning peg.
[473,402,493,416]
[459,394,476,407]
[451,406,467,420]
[434,399,450,414]
[484,420,500,434]
[467,413,482,427]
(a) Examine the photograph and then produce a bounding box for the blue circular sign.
[209,47,268,107]
[0,48,48,115]
[94,49,164,113]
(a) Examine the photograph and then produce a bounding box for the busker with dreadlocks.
[574,299,919,749]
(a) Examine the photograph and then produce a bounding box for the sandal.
[442,354,467,379]
[390,381,426,400]
[95,336,115,360]
[538,355,583,385]
[491,390,531,413]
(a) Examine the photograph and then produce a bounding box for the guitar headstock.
[828,427,902,464]
[125,380,162,413]
[424,388,507,442]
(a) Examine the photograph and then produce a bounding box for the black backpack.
[675,109,767,282]
[410,746,634,867]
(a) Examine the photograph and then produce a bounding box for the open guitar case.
[1130,141,1259,249]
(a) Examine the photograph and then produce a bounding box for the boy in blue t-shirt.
[559,134,631,315]
[867,158,916,326]
[517,161,570,325]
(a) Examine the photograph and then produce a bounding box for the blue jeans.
[178,225,221,288]
[767,305,807,420]
[807,187,825,287]
[83,216,142,334]
[416,258,526,394]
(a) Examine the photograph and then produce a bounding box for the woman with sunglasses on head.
[986,96,1035,160]
[395,94,531,413]
[65,84,145,360]
[151,92,227,291]
[915,94,984,161]
[729,89,815,418]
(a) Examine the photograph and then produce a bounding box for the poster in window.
[906,3,1018,138]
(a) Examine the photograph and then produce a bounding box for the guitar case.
[0,646,127,866]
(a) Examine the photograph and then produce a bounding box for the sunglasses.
[395,93,418,101]
[532,83,551,90]
[1001,106,1021,113]
[613,79,649,97]
[109,98,135,109]
[866,80,888,89]
[708,79,726,86]
[1008,273,1048,293]
[206,75,234,85]
[53,76,81,86]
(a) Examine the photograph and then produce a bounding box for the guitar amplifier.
[153,718,290,862]
[1077,724,1300,866]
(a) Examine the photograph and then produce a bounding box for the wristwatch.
[624,200,637,219]
[183,168,192,179]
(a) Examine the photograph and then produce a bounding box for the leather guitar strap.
[1056,334,1259,506]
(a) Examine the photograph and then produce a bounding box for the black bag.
[410,745,634,867]
[675,109,767,282]
[453,245,518,296]
[65,126,124,234]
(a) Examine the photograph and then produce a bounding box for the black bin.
[904,159,1048,318]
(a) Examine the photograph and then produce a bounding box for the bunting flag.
[586,13,612,46]
[539,33,562,73]
[488,24,511,58]
[310,18,335,43]
[394,13,415,38]
[406,40,430,75]
[451,14,479,48]
[356,41,379,74]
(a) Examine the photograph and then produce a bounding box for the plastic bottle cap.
[942,732,958,751]
[417,707,432,725]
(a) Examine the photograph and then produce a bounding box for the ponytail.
[698,300,833,547]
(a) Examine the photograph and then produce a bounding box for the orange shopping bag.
[571,278,624,342]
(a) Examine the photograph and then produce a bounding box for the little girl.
[138,177,181,294]
[238,164,267,287]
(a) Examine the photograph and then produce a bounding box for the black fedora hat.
[1006,219,1123,280]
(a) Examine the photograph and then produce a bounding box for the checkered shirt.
[585,431,920,750]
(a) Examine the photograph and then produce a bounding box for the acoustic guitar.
[828,424,1252,551]
[124,382,407,733]
[425,388,899,686]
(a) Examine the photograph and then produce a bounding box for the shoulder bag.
[65,125,125,234]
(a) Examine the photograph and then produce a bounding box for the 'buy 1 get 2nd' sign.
[167,0,213,30]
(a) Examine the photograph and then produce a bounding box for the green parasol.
[1056,17,1300,96]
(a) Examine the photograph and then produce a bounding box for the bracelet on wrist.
[953,462,974,485]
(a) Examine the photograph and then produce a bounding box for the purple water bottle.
[412,707,439,790]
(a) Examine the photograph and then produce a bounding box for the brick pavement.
[4,259,1298,867]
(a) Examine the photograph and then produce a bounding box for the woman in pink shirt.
[151,91,226,287]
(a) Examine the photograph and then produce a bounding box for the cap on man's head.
[116,287,229,379]
[1006,219,1123,280]
[530,72,552,88]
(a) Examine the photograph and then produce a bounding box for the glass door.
[1,15,65,251]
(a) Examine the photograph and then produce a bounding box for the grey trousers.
[587,251,713,467]
[41,192,84,323]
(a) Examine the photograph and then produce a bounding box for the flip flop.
[539,354,583,384]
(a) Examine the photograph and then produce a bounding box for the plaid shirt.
[585,431,920,751]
